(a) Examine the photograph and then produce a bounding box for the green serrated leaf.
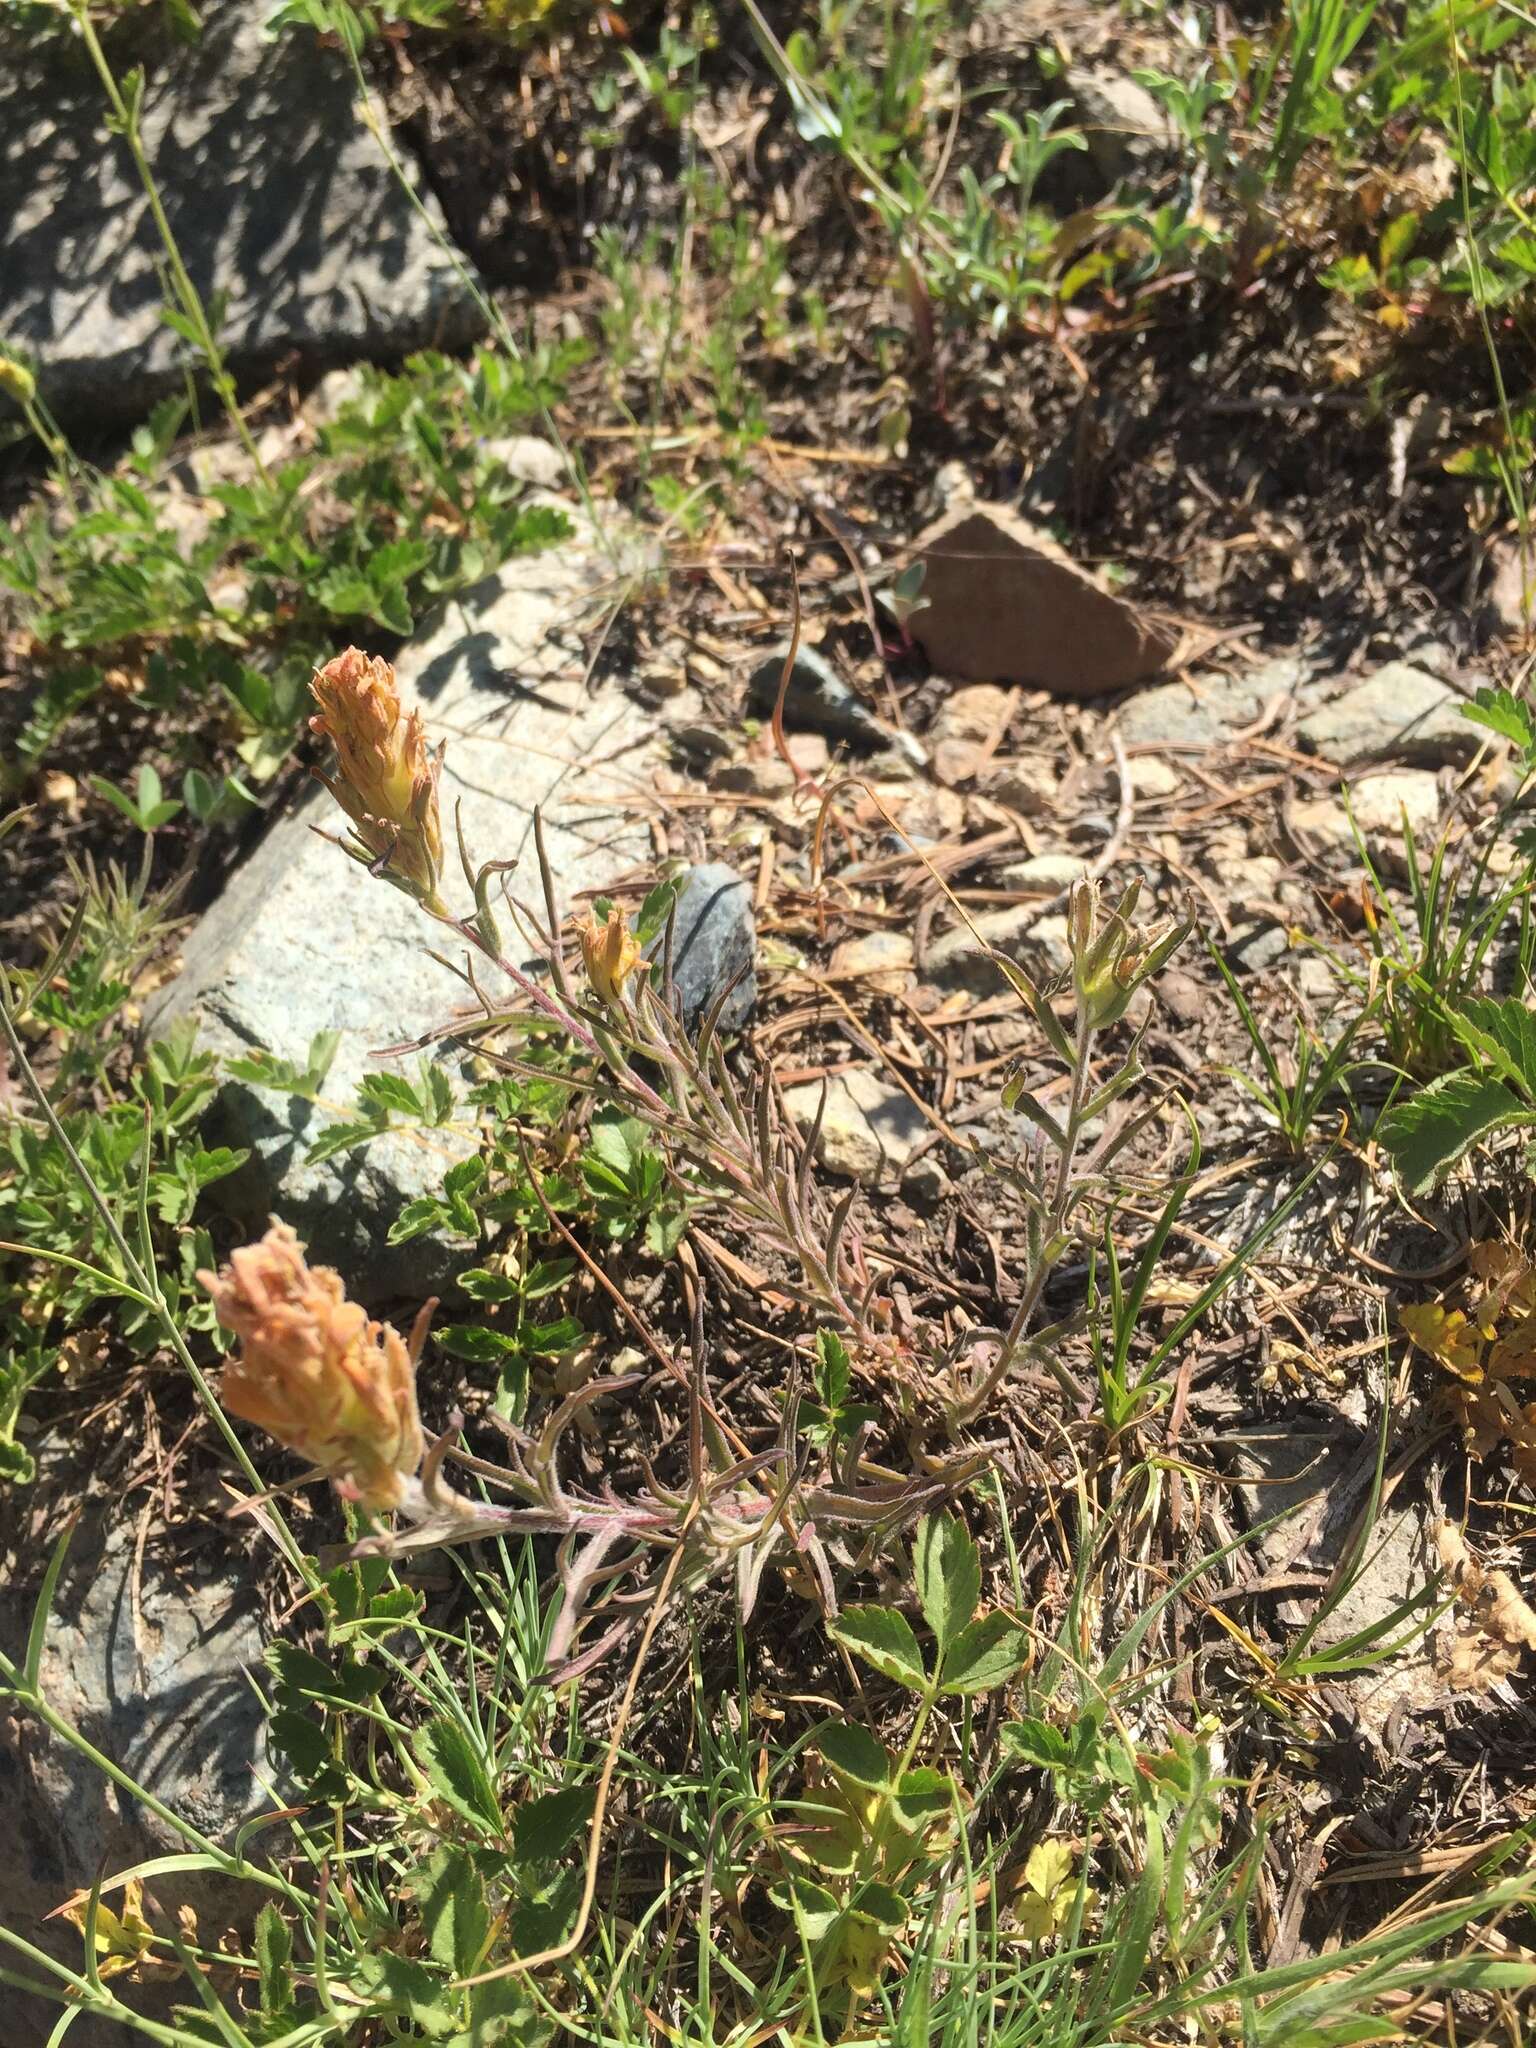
[775,1872,842,1942]
[814,1326,851,1409]
[388,1195,453,1243]
[939,1611,1027,1696]
[521,1315,585,1354]
[269,1641,381,1707]
[1001,1716,1074,1770]
[455,1268,520,1303]
[353,1951,455,2036]
[443,1155,487,1202]
[307,1118,390,1167]
[1377,1069,1534,1194]
[634,876,683,943]
[513,1783,595,1863]
[426,1063,456,1123]
[417,1844,490,1978]
[521,1258,574,1298]
[362,1072,427,1118]
[466,1972,549,2046]
[1455,995,1536,1092]
[434,1323,521,1362]
[267,1706,336,1788]
[830,1605,928,1691]
[509,1865,581,1957]
[644,1205,688,1258]
[252,1901,295,2023]
[585,1113,641,1179]
[1463,684,1536,758]
[913,1515,981,1653]
[890,1765,955,1835]
[413,1715,504,1840]
[816,1719,892,1790]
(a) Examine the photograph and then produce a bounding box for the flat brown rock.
[911,505,1177,697]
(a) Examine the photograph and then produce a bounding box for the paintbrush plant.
[944,875,1192,1426]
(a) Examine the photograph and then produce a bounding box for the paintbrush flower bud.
[578,904,645,1005]
[1068,877,1187,1030]
[199,1222,426,1512]
[310,647,447,914]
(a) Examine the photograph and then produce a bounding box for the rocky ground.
[3,2,1536,2042]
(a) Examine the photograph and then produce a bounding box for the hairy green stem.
[954,1009,1097,1424]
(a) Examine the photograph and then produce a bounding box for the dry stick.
[454,1533,692,1989]
[799,966,962,1148]
[772,448,910,742]
[769,546,840,811]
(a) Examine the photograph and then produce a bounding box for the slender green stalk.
[64,0,269,482]
[952,1006,1097,1424]
[15,391,83,513]
[0,1925,210,2048]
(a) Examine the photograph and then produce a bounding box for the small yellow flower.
[310,647,447,914]
[0,354,36,405]
[578,904,645,1005]
[199,1222,426,1511]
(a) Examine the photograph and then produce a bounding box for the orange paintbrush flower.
[310,646,447,914]
[200,1222,426,1512]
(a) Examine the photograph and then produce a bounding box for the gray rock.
[1131,755,1180,799]
[1224,920,1290,975]
[784,1069,927,1185]
[981,755,1059,815]
[712,757,797,797]
[483,435,567,489]
[1296,952,1345,1009]
[305,364,368,423]
[747,646,887,748]
[901,1152,950,1206]
[1066,65,1174,187]
[1482,539,1534,642]
[925,906,1071,991]
[670,721,735,768]
[649,863,756,1036]
[1026,914,1073,976]
[0,1499,271,2046]
[1118,663,1295,749]
[997,853,1086,893]
[1233,1411,1433,1740]
[1395,633,1462,679]
[1291,770,1443,875]
[1222,854,1285,918]
[151,517,668,1296]
[931,683,1016,747]
[0,1,485,422]
[1295,664,1479,768]
[828,930,916,993]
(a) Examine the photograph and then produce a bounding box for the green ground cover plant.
[7,1,1536,2043]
